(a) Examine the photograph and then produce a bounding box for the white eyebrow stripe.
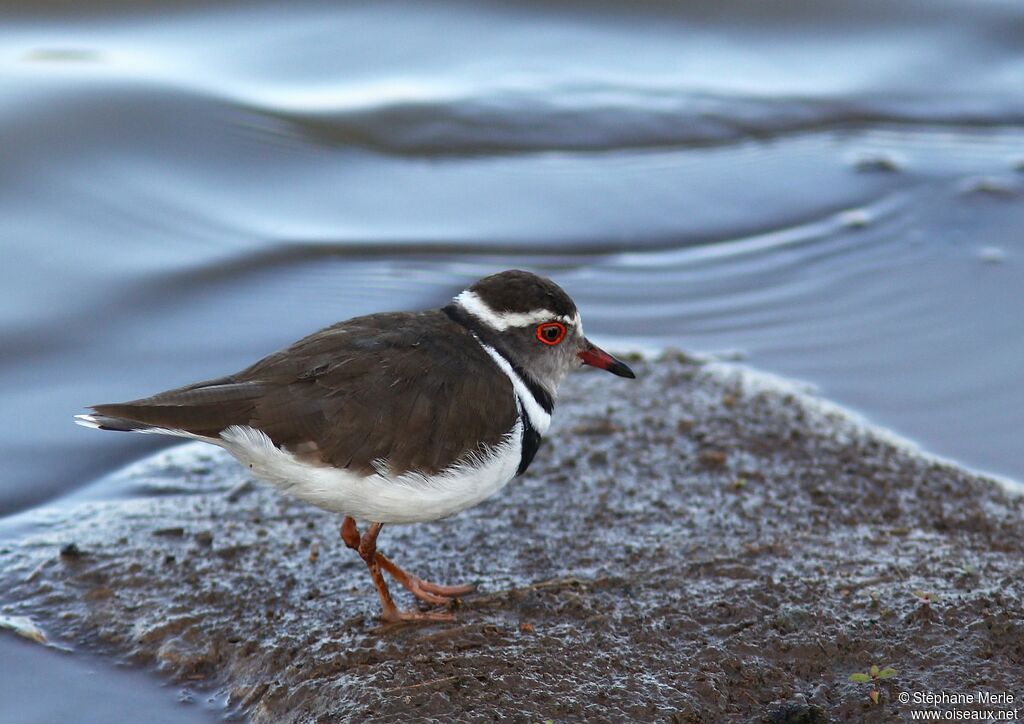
[454,290,580,331]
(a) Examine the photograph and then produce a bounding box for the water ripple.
[245,86,1024,156]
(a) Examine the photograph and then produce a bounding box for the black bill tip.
[606,359,636,379]
[579,341,637,379]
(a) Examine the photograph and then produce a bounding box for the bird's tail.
[74,412,199,438]
[74,375,263,440]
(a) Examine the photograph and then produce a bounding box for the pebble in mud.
[767,701,829,724]
[59,542,83,559]
[2,356,1024,722]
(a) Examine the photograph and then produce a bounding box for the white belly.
[217,419,524,524]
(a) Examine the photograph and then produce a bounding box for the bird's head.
[446,270,635,397]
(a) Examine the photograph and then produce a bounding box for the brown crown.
[469,270,577,317]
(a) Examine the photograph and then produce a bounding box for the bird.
[76,269,635,623]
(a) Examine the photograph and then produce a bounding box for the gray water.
[2,0,1023,720]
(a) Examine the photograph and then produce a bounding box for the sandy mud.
[2,356,1022,722]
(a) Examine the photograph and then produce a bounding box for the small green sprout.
[849,665,897,704]
[849,664,897,683]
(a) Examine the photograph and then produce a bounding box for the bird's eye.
[536,322,566,346]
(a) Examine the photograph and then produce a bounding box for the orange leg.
[341,517,471,622]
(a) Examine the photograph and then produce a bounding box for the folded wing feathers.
[75,311,522,478]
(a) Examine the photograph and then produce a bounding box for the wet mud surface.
[2,356,1023,722]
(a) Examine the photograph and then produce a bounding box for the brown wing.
[90,311,520,476]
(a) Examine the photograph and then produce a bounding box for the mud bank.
[2,356,1022,722]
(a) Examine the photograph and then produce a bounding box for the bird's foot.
[415,579,477,598]
[339,517,473,624]
[376,553,476,605]
[401,579,454,606]
[400,576,475,606]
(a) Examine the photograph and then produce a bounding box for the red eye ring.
[536,322,566,346]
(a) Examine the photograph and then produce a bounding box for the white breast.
[217,419,524,524]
